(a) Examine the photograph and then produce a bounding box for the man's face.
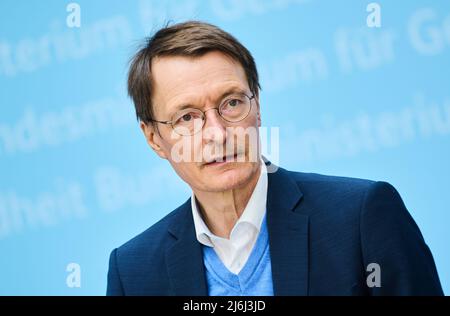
[140,51,261,192]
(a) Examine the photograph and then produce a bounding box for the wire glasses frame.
[149,92,255,136]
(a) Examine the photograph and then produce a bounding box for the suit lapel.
[165,199,208,296]
[266,166,310,296]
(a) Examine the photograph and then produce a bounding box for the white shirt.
[191,159,268,274]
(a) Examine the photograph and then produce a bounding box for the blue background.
[0,0,449,295]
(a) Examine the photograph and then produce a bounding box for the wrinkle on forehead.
[151,51,248,119]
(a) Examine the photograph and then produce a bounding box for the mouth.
[204,153,242,166]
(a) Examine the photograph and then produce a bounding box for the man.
[107,21,443,296]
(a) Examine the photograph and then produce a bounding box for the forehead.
[151,51,248,116]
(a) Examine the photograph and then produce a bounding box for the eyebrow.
[168,86,248,117]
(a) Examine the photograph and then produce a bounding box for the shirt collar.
[191,158,268,247]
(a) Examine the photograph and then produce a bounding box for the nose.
[202,108,227,144]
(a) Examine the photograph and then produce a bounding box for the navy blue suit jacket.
[107,162,443,295]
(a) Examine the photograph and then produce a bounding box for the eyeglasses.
[150,92,255,136]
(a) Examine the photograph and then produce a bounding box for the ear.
[140,121,168,160]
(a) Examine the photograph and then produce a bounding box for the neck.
[193,162,262,239]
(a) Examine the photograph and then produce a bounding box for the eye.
[228,99,241,107]
[174,110,202,124]
[181,113,192,122]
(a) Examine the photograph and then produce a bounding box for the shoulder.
[281,167,377,200]
[114,199,189,260]
[107,200,190,295]
[278,167,399,221]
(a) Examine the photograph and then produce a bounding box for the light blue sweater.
[202,215,274,296]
